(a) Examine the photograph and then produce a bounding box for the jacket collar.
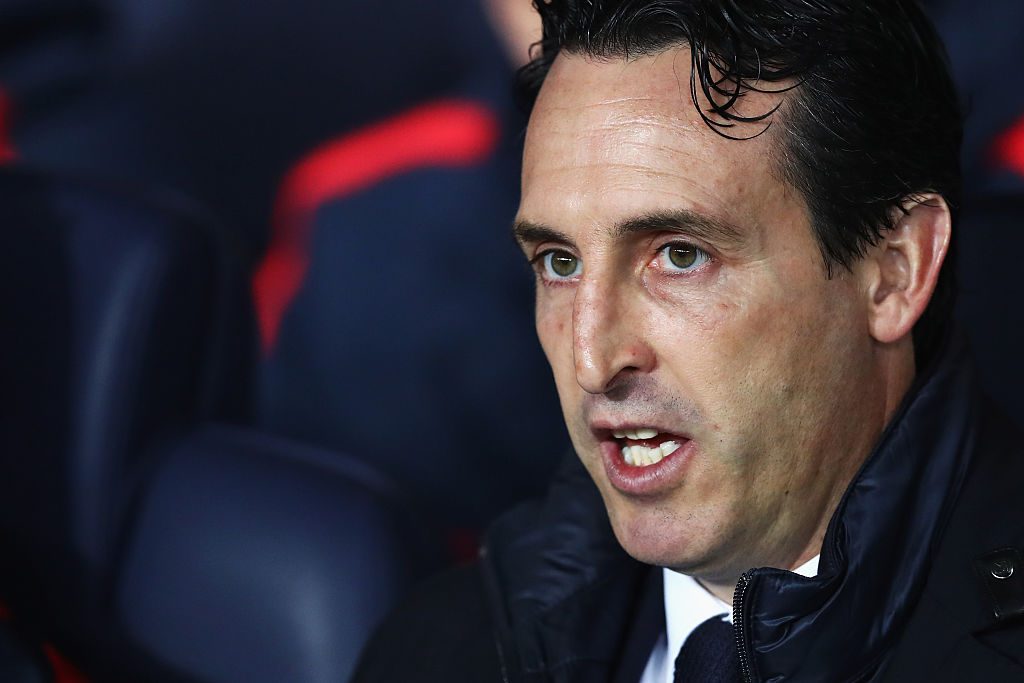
[483,331,980,683]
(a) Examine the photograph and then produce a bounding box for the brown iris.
[667,244,699,269]
[550,253,579,277]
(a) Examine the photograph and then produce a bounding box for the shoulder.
[350,562,504,683]
[881,407,1024,680]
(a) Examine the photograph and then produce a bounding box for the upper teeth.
[613,428,660,440]
[623,441,681,467]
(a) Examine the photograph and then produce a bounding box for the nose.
[572,277,656,395]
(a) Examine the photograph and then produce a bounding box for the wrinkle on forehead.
[575,96,661,110]
[526,105,714,193]
[532,84,698,139]
[531,104,702,154]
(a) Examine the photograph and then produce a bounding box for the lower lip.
[600,439,698,497]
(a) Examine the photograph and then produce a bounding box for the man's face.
[516,51,890,582]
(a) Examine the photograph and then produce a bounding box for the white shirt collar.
[640,556,819,683]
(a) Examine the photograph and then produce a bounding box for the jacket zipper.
[733,570,754,683]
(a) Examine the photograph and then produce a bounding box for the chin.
[606,498,715,570]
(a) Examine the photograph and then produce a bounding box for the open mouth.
[612,428,685,467]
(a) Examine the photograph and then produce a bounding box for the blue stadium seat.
[117,426,439,683]
[0,167,439,681]
[0,165,252,631]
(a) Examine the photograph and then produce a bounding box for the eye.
[657,242,710,272]
[540,250,582,280]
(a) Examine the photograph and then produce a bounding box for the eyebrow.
[512,209,747,250]
[614,210,747,248]
[512,220,573,248]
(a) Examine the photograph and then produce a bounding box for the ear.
[864,194,951,345]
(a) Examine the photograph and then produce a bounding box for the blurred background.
[0,0,1021,681]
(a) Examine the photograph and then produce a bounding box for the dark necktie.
[673,614,742,683]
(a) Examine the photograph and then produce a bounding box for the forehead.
[520,50,796,239]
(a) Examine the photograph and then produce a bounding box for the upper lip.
[589,421,691,441]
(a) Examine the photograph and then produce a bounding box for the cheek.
[651,272,848,431]
[714,301,819,400]
[700,285,863,458]
[645,280,762,398]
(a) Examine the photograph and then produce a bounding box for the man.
[353,1,1024,681]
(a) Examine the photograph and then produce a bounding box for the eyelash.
[533,249,582,283]
[653,241,712,274]
[531,241,713,284]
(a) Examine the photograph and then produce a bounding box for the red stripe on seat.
[43,644,90,683]
[990,114,1024,178]
[252,99,500,355]
[0,604,88,681]
[0,88,17,163]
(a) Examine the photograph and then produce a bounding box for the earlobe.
[866,194,951,345]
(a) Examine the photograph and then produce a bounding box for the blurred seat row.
[1,167,441,681]
[0,1,562,679]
